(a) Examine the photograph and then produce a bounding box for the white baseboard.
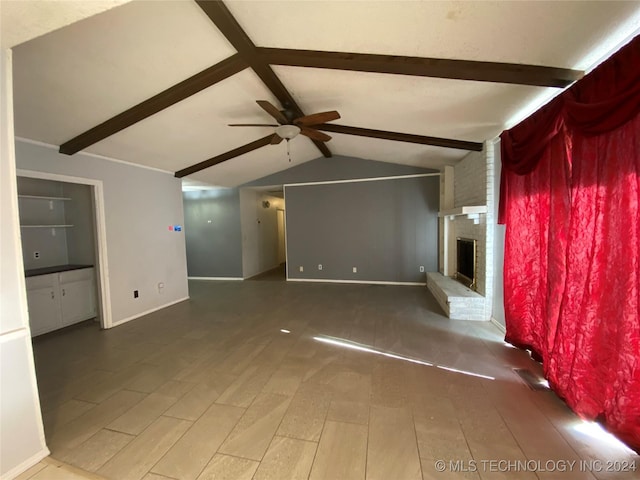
[188,276,243,281]
[287,278,426,286]
[490,317,506,333]
[243,264,282,280]
[111,296,190,328]
[3,447,50,480]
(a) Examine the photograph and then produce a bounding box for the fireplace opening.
[455,237,477,290]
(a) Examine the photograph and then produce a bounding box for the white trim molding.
[1,448,50,480]
[14,137,174,175]
[188,276,243,281]
[439,205,488,225]
[111,296,189,328]
[490,317,507,334]
[16,169,113,329]
[284,172,439,188]
[288,278,426,286]
[439,205,488,218]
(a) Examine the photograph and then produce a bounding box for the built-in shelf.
[438,205,487,218]
[18,195,72,201]
[20,224,74,228]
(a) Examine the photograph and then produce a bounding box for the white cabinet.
[24,274,61,336]
[25,268,96,337]
[60,269,97,326]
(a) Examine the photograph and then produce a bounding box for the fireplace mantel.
[439,205,487,280]
[439,205,487,218]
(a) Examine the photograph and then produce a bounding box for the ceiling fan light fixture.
[275,124,301,140]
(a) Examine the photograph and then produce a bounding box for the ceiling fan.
[229,100,341,145]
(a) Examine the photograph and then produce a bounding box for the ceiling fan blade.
[294,110,341,126]
[300,127,332,142]
[256,100,288,125]
[228,123,279,127]
[270,134,283,145]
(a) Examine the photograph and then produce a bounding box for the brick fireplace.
[428,140,497,321]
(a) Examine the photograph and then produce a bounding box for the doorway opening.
[241,186,286,281]
[17,169,112,336]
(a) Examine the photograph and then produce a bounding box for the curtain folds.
[499,36,640,451]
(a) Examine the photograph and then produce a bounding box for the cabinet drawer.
[26,273,57,290]
[60,267,94,284]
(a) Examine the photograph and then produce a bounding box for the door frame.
[17,169,113,329]
[276,207,286,266]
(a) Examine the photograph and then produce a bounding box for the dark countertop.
[25,264,93,277]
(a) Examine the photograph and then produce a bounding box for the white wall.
[239,189,281,279]
[277,209,285,264]
[491,141,506,328]
[15,140,189,325]
[1,48,49,479]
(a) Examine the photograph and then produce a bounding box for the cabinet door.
[60,279,96,326]
[26,287,62,336]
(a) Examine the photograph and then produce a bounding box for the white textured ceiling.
[8,0,640,186]
[273,66,538,141]
[13,0,236,145]
[226,0,639,67]
[0,0,132,48]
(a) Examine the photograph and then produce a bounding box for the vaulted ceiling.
[9,0,640,187]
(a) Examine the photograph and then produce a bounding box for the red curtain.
[500,36,640,451]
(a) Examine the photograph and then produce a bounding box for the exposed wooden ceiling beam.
[59,54,247,155]
[195,0,331,158]
[175,135,273,178]
[257,47,583,88]
[316,124,483,151]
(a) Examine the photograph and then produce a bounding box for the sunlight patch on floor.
[573,421,637,455]
[313,335,495,380]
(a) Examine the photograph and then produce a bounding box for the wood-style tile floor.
[28,277,638,480]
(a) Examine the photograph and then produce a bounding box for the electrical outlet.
[420,266,425,272]
[299,266,304,272]
[33,251,40,259]
[318,264,322,270]
[134,290,139,298]
[352,267,357,273]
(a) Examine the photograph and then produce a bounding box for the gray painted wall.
[184,157,440,282]
[63,182,95,266]
[17,177,69,269]
[286,175,439,283]
[17,178,96,270]
[16,140,189,323]
[245,155,437,187]
[183,188,243,278]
